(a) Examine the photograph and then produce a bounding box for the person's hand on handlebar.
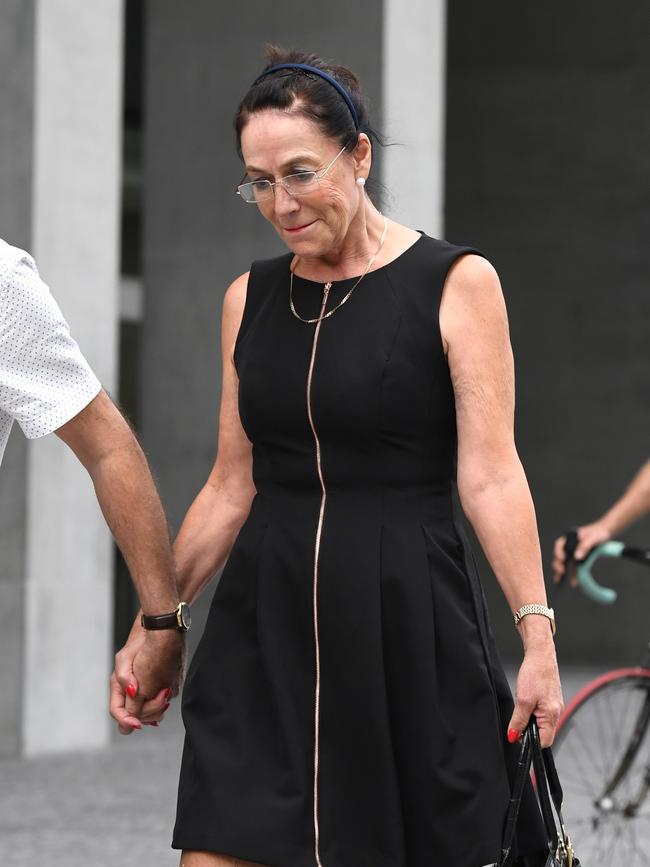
[552,521,612,586]
[554,458,650,587]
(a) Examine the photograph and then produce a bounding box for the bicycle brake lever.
[558,528,579,587]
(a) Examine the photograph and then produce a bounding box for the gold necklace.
[289,214,389,324]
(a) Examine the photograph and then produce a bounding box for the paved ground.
[1,703,185,867]
[0,667,635,866]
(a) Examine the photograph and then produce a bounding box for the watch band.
[513,604,556,635]
[141,601,191,632]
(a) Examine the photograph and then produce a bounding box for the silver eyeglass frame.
[236,146,347,204]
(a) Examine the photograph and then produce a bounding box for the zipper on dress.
[306,281,331,867]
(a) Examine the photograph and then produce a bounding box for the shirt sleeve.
[0,249,102,439]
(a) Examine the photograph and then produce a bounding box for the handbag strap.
[497,720,572,867]
[530,720,575,863]
[530,721,562,845]
[540,732,565,814]
[497,728,534,866]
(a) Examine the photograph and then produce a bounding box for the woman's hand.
[552,521,612,586]
[110,626,186,735]
[507,637,564,748]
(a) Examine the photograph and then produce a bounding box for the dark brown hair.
[235,46,385,177]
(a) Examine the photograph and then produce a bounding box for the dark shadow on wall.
[445,1,650,666]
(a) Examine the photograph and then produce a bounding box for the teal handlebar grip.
[575,540,624,605]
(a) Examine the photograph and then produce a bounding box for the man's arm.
[56,389,179,616]
[0,245,183,729]
[583,458,650,542]
[56,389,185,728]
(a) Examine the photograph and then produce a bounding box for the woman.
[114,48,563,867]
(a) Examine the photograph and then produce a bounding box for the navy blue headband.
[254,63,360,131]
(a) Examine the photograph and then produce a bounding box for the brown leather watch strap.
[140,611,179,630]
[141,601,191,631]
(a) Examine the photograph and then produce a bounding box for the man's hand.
[110,627,186,735]
[552,521,612,586]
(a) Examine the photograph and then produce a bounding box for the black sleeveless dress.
[172,233,547,867]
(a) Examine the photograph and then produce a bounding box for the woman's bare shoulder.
[442,251,504,315]
[440,253,508,354]
[222,271,250,322]
[446,251,500,293]
[221,272,250,366]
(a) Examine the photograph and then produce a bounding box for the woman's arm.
[173,271,256,603]
[111,271,256,732]
[440,254,563,746]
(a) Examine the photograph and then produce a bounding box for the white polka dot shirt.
[0,239,101,466]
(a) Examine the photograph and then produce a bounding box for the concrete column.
[0,0,123,756]
[382,0,447,236]
[0,0,35,759]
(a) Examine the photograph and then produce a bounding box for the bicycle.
[551,529,650,864]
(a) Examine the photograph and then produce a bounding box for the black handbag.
[495,719,581,867]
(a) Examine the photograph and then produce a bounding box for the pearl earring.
[356,177,366,187]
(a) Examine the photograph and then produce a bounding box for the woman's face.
[239,109,368,258]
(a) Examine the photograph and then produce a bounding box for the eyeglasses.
[236,146,347,204]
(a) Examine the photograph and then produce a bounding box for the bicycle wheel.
[552,667,650,866]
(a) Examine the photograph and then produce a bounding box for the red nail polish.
[507,728,520,744]
[164,688,172,700]
[163,702,171,712]
[126,683,137,699]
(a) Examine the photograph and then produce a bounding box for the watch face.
[180,603,192,630]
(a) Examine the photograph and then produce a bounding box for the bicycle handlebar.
[574,540,625,605]
[562,530,650,605]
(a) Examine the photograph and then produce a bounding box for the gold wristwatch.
[513,604,556,636]
[141,601,192,632]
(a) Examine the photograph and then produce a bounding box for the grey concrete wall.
[383,0,447,235]
[446,2,650,664]
[22,0,124,756]
[142,0,384,640]
[0,0,34,250]
[0,0,35,757]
